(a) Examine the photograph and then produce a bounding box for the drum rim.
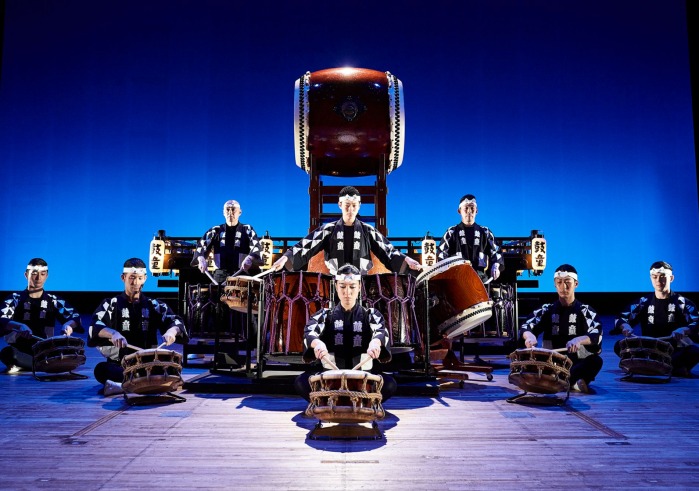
[416,256,469,285]
[440,300,494,338]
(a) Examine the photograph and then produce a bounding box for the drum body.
[416,257,493,340]
[508,348,573,394]
[294,67,404,177]
[306,369,385,423]
[221,275,261,314]
[263,271,331,354]
[362,273,422,350]
[121,349,184,395]
[186,284,218,337]
[619,336,673,377]
[32,336,86,374]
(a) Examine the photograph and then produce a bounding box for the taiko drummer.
[519,264,603,394]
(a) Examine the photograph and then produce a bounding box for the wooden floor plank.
[2,315,699,490]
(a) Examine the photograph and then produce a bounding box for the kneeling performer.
[294,264,397,402]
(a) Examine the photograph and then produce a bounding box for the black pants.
[569,354,603,385]
[0,340,36,370]
[294,369,397,403]
[94,359,124,384]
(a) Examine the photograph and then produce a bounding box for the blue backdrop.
[1,0,697,293]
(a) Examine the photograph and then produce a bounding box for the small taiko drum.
[306,369,385,423]
[263,271,331,354]
[618,336,673,377]
[508,348,573,394]
[186,284,217,337]
[121,349,184,395]
[32,336,86,374]
[416,257,493,340]
[221,275,261,314]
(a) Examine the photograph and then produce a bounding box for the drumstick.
[321,355,339,370]
[126,344,144,351]
[156,342,167,349]
[552,347,569,353]
[204,270,219,285]
[230,267,245,277]
[254,268,276,279]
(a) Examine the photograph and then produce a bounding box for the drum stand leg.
[32,365,89,382]
[307,420,383,441]
[123,392,187,406]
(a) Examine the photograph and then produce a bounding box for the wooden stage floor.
[1,315,698,491]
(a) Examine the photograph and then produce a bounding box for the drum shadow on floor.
[293,410,399,450]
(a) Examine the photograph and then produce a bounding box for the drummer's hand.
[110,332,127,348]
[271,255,288,272]
[405,256,422,271]
[367,339,382,359]
[566,337,584,353]
[672,327,688,341]
[490,264,500,281]
[621,325,634,337]
[313,340,328,360]
[162,327,179,346]
[241,255,254,272]
[62,325,73,336]
[197,256,208,274]
[15,324,33,339]
[523,332,537,348]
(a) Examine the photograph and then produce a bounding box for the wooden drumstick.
[204,270,219,285]
[321,355,339,370]
[552,347,569,353]
[156,342,167,349]
[126,344,144,352]
[254,268,276,279]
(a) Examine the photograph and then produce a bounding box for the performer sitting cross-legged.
[519,264,603,394]
[88,258,189,395]
[294,264,397,402]
[1,258,83,373]
[613,261,699,377]
[271,186,421,275]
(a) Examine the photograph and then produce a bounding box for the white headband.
[335,273,362,282]
[123,267,147,275]
[26,265,48,272]
[650,267,673,276]
[554,270,578,281]
[339,194,361,204]
[459,198,477,208]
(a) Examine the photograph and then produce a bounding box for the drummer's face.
[554,277,577,300]
[651,272,673,294]
[339,199,360,225]
[336,279,360,309]
[459,204,477,226]
[223,204,241,226]
[26,269,48,291]
[122,272,147,299]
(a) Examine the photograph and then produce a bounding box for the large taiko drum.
[415,257,493,340]
[306,369,385,423]
[121,349,184,395]
[294,67,405,177]
[508,348,573,394]
[619,336,674,377]
[186,284,218,337]
[221,275,261,314]
[362,273,422,350]
[32,336,86,374]
[263,271,331,354]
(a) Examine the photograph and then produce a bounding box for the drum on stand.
[221,275,261,314]
[618,336,673,379]
[32,335,87,379]
[362,273,422,353]
[121,348,184,395]
[186,284,219,338]
[263,271,331,354]
[306,369,385,423]
[508,348,572,403]
[415,257,493,342]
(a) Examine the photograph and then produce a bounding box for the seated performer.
[613,261,698,377]
[294,264,397,402]
[436,193,504,282]
[88,258,188,395]
[520,264,603,393]
[1,258,83,373]
[271,186,421,275]
[192,199,263,284]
